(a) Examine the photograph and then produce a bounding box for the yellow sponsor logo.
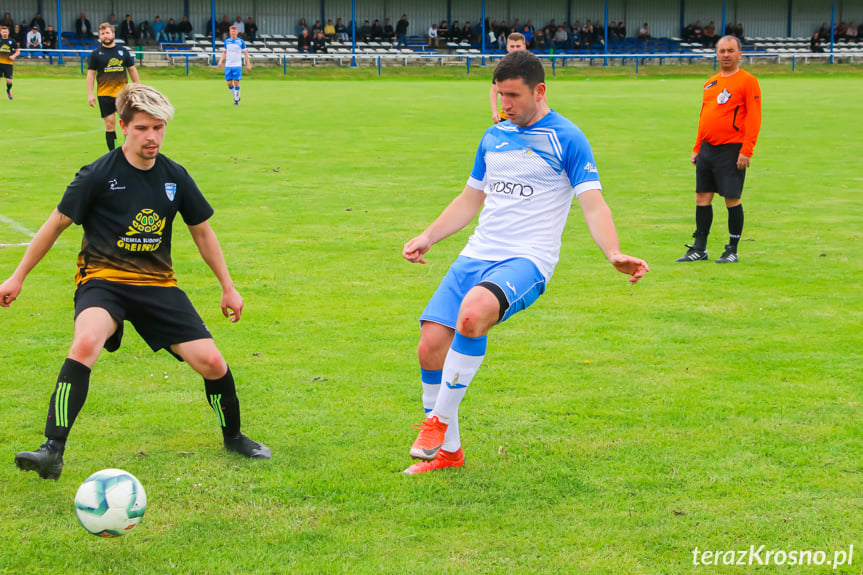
[118,209,165,252]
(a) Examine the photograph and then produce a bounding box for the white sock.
[432,332,487,425]
[442,408,461,452]
[234,87,241,101]
[420,369,441,417]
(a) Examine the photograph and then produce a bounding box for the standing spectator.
[178,16,193,43]
[5,84,271,481]
[245,18,257,42]
[26,25,42,57]
[311,29,327,53]
[677,36,762,264]
[75,13,93,39]
[296,18,308,37]
[0,25,20,99]
[402,51,648,474]
[30,13,47,33]
[119,15,136,45]
[87,23,140,151]
[396,14,409,49]
[152,16,166,42]
[297,28,311,53]
[233,16,244,37]
[217,26,251,106]
[166,18,179,42]
[43,25,57,50]
[324,19,335,41]
[428,23,438,48]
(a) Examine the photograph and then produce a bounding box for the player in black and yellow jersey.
[87,22,139,151]
[0,25,20,99]
[1,84,270,481]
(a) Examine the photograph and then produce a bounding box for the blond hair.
[507,32,526,44]
[99,22,113,31]
[116,84,175,125]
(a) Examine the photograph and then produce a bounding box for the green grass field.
[0,65,862,574]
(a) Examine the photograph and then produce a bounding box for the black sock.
[106,131,117,151]
[6,82,11,93]
[727,204,744,249]
[45,358,91,441]
[693,204,713,250]
[205,366,241,438]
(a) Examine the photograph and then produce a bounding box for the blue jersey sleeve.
[563,129,601,192]
[468,129,491,187]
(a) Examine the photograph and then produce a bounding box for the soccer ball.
[74,469,147,537]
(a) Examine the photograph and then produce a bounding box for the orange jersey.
[694,68,762,157]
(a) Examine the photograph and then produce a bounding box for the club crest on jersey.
[521,146,534,157]
[164,182,177,201]
[717,88,732,105]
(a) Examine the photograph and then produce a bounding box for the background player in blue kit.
[402,50,649,474]
[217,25,251,106]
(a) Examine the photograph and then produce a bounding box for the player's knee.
[68,333,105,362]
[195,350,227,379]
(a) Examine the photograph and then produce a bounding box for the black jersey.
[57,148,214,287]
[0,38,18,65]
[88,44,136,97]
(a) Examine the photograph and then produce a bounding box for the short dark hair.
[493,50,545,90]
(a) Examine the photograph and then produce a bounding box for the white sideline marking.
[0,213,36,247]
[15,129,104,142]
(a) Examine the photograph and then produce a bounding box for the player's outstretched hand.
[0,277,23,308]
[221,286,244,323]
[88,95,96,108]
[403,235,432,264]
[609,254,650,285]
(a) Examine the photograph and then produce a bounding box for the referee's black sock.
[727,204,744,250]
[44,358,91,442]
[6,82,11,93]
[205,366,242,438]
[106,131,117,151]
[693,204,713,251]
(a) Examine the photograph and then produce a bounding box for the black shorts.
[695,142,746,199]
[0,63,12,79]
[74,279,212,360]
[98,95,117,118]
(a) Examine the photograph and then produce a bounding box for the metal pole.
[603,0,609,66]
[721,0,726,39]
[211,0,217,65]
[351,0,357,67]
[830,1,835,64]
[481,0,486,64]
[56,0,63,65]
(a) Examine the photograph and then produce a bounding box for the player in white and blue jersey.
[216,26,251,106]
[402,50,649,474]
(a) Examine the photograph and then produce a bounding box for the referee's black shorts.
[97,95,117,118]
[695,142,746,199]
[0,63,13,79]
[74,279,212,361]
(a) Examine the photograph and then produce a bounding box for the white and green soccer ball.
[74,469,147,537]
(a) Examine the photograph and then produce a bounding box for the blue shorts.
[420,256,546,329]
[224,66,242,82]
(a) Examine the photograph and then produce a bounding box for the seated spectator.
[138,20,151,41]
[217,15,231,39]
[30,12,46,33]
[298,28,311,52]
[638,22,650,42]
[152,16,166,42]
[232,16,244,37]
[178,16,193,43]
[75,13,93,39]
[703,21,716,47]
[449,20,462,43]
[312,20,323,35]
[107,13,119,32]
[335,18,348,41]
[166,18,179,42]
[14,24,26,46]
[617,21,627,40]
[26,25,42,57]
[580,21,593,49]
[43,25,57,49]
[734,22,744,42]
[384,18,395,42]
[119,14,136,44]
[594,20,605,46]
[835,21,847,41]
[371,19,383,40]
[311,29,327,53]
[438,20,449,43]
[846,22,858,42]
[428,23,438,48]
[533,26,547,51]
[810,31,823,52]
[693,20,703,43]
[608,21,619,42]
[359,20,372,41]
[683,23,694,42]
[553,25,568,51]
[1,13,14,30]
[464,21,475,44]
[521,24,533,48]
[324,19,335,41]
[725,22,734,36]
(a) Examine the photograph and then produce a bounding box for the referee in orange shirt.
[677,35,761,264]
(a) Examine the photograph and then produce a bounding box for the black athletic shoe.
[15,440,65,480]
[715,245,739,263]
[676,244,708,262]
[224,433,271,459]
